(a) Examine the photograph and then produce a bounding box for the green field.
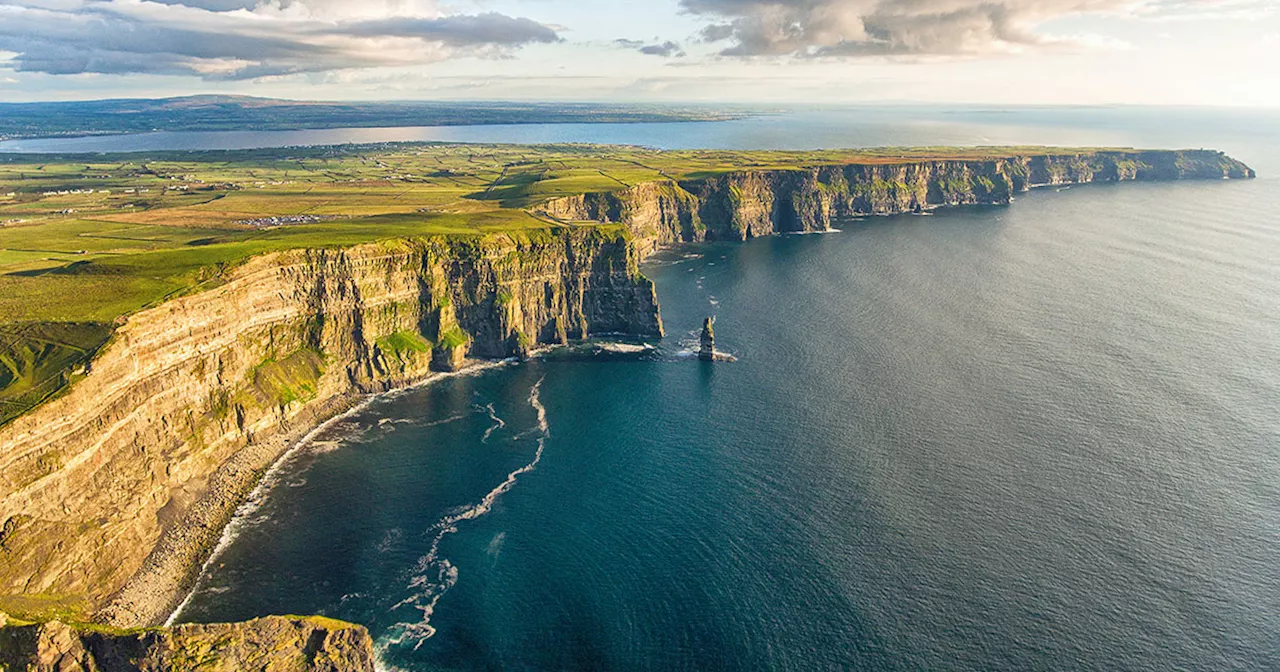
[0,142,1119,424]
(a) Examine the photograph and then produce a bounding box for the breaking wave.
[480,403,505,443]
[166,362,512,627]
[381,377,550,652]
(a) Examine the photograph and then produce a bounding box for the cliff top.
[0,143,1251,425]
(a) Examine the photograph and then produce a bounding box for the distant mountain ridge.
[0,95,743,140]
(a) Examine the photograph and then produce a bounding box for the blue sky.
[0,0,1276,105]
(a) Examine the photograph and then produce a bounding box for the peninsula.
[0,144,1254,667]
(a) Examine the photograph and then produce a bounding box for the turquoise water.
[173,109,1280,670]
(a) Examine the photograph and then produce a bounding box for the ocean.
[154,107,1280,671]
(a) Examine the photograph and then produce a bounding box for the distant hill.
[0,95,745,140]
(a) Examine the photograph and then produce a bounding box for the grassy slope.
[0,142,1128,424]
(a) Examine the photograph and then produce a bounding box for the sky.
[0,0,1277,106]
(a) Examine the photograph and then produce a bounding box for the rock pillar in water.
[699,317,715,361]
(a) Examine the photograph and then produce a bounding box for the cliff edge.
[540,150,1255,247]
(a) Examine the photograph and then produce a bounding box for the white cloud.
[680,0,1266,58]
[1134,0,1277,21]
[0,0,559,79]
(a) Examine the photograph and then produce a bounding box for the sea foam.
[381,377,550,652]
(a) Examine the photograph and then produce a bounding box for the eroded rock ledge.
[0,614,375,671]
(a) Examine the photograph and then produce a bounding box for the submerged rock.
[0,615,376,672]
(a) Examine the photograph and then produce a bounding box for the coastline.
[0,148,1251,634]
[131,224,836,629]
[100,160,1259,628]
[156,359,515,628]
[98,363,513,628]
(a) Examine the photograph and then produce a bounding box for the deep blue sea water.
[152,108,1280,671]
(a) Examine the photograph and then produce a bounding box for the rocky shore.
[0,614,376,671]
[96,372,444,629]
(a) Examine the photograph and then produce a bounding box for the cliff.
[0,229,660,628]
[0,147,1254,665]
[540,150,1255,244]
[0,614,375,671]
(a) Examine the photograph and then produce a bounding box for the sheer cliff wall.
[0,230,660,627]
[541,151,1255,248]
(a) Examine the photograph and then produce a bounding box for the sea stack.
[699,317,715,361]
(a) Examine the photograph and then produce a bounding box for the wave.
[162,393,383,626]
[785,227,843,235]
[381,377,550,652]
[480,403,505,443]
[421,413,468,429]
[597,342,654,354]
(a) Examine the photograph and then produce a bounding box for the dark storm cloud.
[684,0,1151,57]
[0,1,561,79]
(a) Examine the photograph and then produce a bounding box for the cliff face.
[0,229,661,628]
[0,615,375,671]
[541,150,1255,244]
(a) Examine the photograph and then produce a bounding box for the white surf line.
[480,403,505,443]
[163,395,377,626]
[421,412,468,429]
[164,361,511,627]
[383,377,549,652]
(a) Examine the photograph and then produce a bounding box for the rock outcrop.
[0,229,661,628]
[540,150,1255,245]
[699,318,715,362]
[0,615,376,671]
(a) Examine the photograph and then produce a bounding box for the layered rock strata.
[0,230,660,628]
[540,150,1255,245]
[0,615,376,671]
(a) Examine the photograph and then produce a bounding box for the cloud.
[1136,0,1276,21]
[337,13,560,45]
[614,39,686,57]
[683,0,1210,57]
[0,0,560,80]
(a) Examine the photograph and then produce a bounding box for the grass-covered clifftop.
[0,143,1255,426]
